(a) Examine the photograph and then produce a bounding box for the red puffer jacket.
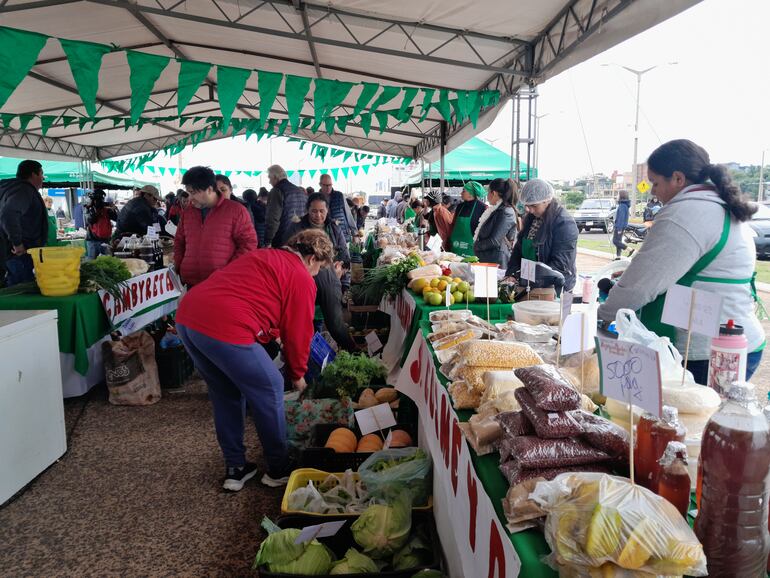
[173,196,258,286]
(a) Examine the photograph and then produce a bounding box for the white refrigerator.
[0,309,67,504]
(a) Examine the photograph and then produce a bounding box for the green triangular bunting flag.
[216,65,251,128]
[398,87,419,119]
[285,75,312,133]
[18,114,33,132]
[353,82,379,117]
[39,115,56,136]
[257,70,282,128]
[351,165,359,176]
[341,167,350,178]
[177,59,211,115]
[313,78,354,125]
[419,88,436,121]
[434,89,452,122]
[158,167,166,176]
[362,164,370,174]
[369,85,400,114]
[127,51,170,123]
[169,167,177,176]
[60,38,112,118]
[0,27,48,109]
[330,167,339,180]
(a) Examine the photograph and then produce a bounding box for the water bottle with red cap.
[707,319,748,396]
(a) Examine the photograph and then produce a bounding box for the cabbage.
[410,571,444,578]
[351,494,412,558]
[393,529,432,570]
[253,528,334,575]
[329,548,378,574]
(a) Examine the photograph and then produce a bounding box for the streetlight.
[758,149,767,202]
[534,112,549,172]
[602,62,677,215]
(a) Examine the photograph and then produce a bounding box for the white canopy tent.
[0,0,701,164]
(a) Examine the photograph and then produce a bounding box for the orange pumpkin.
[356,434,384,453]
[388,430,413,448]
[325,428,357,453]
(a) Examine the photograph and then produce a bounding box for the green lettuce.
[253,527,334,575]
[351,494,412,559]
[329,548,378,574]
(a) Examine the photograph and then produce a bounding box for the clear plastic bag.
[573,410,630,459]
[432,328,481,351]
[496,320,556,343]
[481,371,524,406]
[428,309,473,323]
[448,380,482,409]
[515,365,582,411]
[287,471,374,514]
[507,436,611,469]
[459,422,496,456]
[468,413,503,446]
[515,388,584,439]
[495,410,534,437]
[531,472,707,576]
[358,448,432,506]
[457,339,543,368]
[500,459,611,487]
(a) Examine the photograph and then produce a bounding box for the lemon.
[430,278,440,288]
[437,280,448,291]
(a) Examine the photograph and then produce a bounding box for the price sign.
[294,520,346,545]
[520,258,537,282]
[596,337,662,417]
[164,221,177,236]
[560,291,573,322]
[560,308,597,355]
[661,285,723,338]
[426,235,442,255]
[146,225,159,240]
[472,264,498,298]
[355,403,397,436]
[365,331,383,356]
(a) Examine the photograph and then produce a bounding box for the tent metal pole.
[439,122,447,196]
[509,96,515,182]
[515,93,521,183]
[420,159,424,192]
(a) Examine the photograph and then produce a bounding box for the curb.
[576,247,770,294]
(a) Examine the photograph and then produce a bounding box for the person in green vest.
[598,139,764,382]
[505,179,578,291]
[43,196,60,247]
[446,181,487,257]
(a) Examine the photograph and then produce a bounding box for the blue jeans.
[86,240,106,260]
[687,350,763,385]
[5,253,35,286]
[177,324,288,475]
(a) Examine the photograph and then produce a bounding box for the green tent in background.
[0,157,157,190]
[406,137,536,185]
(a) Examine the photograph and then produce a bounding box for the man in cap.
[505,178,578,291]
[115,184,165,237]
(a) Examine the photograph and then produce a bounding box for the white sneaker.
[222,462,258,492]
[261,473,290,487]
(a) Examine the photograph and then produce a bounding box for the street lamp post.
[759,150,766,202]
[603,62,676,215]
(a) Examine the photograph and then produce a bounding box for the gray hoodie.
[599,185,763,360]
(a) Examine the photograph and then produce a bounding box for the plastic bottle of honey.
[634,412,657,490]
[649,406,686,493]
[695,381,770,577]
[658,441,690,517]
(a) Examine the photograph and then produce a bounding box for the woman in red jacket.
[176,229,333,491]
[174,166,257,286]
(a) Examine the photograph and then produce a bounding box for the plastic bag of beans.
[509,436,611,469]
[573,410,630,458]
[515,365,581,411]
[515,388,583,439]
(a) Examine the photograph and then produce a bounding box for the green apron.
[640,210,759,341]
[449,203,478,257]
[521,237,538,262]
[404,206,416,221]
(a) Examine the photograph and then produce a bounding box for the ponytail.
[706,164,756,222]
[489,178,519,208]
[648,139,756,223]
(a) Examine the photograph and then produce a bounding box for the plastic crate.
[257,512,442,578]
[281,468,432,516]
[155,344,194,388]
[299,422,417,472]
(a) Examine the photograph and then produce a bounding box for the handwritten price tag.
[355,403,397,436]
[365,331,383,356]
[294,520,346,544]
[520,258,537,282]
[596,337,662,417]
[661,284,723,338]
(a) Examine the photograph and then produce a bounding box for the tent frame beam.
[0,128,97,160]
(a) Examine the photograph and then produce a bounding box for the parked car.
[573,198,617,233]
[749,203,770,258]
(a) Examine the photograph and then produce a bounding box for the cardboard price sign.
[662,284,723,338]
[596,337,662,417]
[354,403,397,435]
[472,264,498,298]
[365,331,383,356]
[520,258,537,282]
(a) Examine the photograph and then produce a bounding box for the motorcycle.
[623,223,650,245]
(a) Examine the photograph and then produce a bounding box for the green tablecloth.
[420,319,557,578]
[400,290,514,365]
[0,292,110,375]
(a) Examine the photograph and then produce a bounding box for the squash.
[374,387,398,403]
[388,430,413,448]
[358,388,378,408]
[325,428,357,453]
[356,434,384,453]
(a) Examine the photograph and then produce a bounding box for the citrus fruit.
[458,281,470,293]
[452,291,464,303]
[412,278,428,292]
[437,280,447,291]
[430,278,440,288]
[428,292,443,306]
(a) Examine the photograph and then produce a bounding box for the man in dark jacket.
[264,164,307,248]
[286,193,356,351]
[114,184,164,237]
[613,191,631,257]
[0,160,47,286]
[318,174,356,242]
[506,179,578,291]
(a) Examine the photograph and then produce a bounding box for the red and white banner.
[397,332,520,578]
[99,267,181,327]
[379,289,417,375]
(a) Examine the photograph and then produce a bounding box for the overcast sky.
[145,0,769,192]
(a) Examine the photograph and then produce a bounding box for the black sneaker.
[222,462,258,492]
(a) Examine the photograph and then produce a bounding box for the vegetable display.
[310,352,387,399]
[253,520,335,575]
[79,256,131,301]
[329,548,378,574]
[351,494,412,558]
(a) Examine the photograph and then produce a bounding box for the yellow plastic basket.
[30,246,84,296]
[281,468,432,516]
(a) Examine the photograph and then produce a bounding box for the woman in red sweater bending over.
[176,229,333,491]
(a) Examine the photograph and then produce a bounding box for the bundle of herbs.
[79,256,131,301]
[352,254,421,305]
[308,351,387,399]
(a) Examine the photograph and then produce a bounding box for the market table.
[0,268,181,397]
[396,320,556,578]
[379,288,514,376]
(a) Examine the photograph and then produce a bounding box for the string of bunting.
[100,161,381,180]
[0,25,501,132]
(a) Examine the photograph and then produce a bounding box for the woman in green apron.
[505,179,579,291]
[598,139,764,382]
[447,181,487,257]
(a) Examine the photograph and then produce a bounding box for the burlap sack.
[102,330,161,406]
